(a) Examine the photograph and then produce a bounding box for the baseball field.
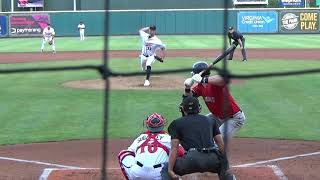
[0,35,319,179]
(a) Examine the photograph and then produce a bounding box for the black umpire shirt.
[228,31,244,44]
[168,114,220,151]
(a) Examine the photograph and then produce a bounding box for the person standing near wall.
[78,21,86,41]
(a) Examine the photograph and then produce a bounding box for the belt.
[231,110,242,118]
[221,110,242,120]
[189,147,218,153]
[136,161,162,168]
[143,54,151,57]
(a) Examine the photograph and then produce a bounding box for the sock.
[146,66,151,80]
[228,50,234,60]
[41,40,45,50]
[241,49,247,60]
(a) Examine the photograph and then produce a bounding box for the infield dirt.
[0,49,320,64]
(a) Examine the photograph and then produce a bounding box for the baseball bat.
[200,44,237,75]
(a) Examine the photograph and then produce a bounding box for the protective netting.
[1,3,320,180]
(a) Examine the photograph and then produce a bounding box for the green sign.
[317,0,320,6]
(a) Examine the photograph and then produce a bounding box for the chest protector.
[137,131,169,155]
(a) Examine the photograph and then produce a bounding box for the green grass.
[1,34,320,52]
[0,58,319,145]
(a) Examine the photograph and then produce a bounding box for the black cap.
[181,96,200,114]
[228,26,234,30]
[150,25,156,30]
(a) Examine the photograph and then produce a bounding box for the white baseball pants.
[140,55,155,71]
[207,111,246,139]
[120,155,163,180]
[41,37,55,51]
[79,30,85,40]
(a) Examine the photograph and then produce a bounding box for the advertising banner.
[280,11,319,33]
[233,0,268,5]
[0,16,8,37]
[238,11,278,33]
[279,0,305,7]
[17,0,44,8]
[9,14,49,37]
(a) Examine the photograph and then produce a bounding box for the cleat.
[144,80,150,87]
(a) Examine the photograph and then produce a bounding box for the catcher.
[139,25,166,86]
[118,113,184,180]
[41,23,56,53]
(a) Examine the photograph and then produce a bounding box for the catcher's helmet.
[180,96,201,114]
[145,113,166,133]
[192,61,210,76]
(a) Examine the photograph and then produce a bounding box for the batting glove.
[184,78,194,87]
[192,74,202,83]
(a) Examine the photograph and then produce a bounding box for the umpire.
[228,26,247,61]
[161,96,236,180]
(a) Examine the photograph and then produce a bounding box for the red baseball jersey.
[192,83,240,119]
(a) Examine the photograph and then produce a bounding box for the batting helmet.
[180,96,201,115]
[192,61,210,76]
[145,113,166,133]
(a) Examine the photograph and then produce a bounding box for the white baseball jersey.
[128,131,171,166]
[118,131,186,180]
[43,27,55,38]
[139,31,166,57]
[78,24,85,33]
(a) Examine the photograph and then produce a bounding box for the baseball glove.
[48,41,53,45]
[155,55,164,63]
[155,47,165,63]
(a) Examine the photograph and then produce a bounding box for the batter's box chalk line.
[39,165,287,180]
[37,151,319,180]
[0,151,319,179]
[233,151,320,168]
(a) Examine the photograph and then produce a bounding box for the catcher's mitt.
[48,41,53,45]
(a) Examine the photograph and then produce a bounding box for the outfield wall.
[1,0,230,12]
[0,9,319,37]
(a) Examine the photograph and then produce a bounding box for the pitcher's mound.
[63,76,245,90]
[63,76,186,90]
